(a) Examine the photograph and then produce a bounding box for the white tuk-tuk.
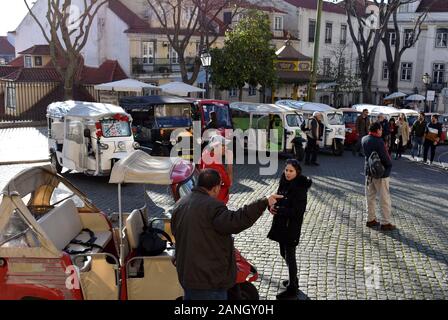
[47,101,139,176]
[230,102,307,158]
[276,100,346,156]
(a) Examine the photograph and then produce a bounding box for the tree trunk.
[388,63,400,94]
[64,60,76,100]
[238,87,243,102]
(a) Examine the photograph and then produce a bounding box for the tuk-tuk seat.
[126,209,145,250]
[38,199,111,254]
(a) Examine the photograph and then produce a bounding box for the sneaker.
[429,161,433,166]
[366,220,379,228]
[276,288,299,300]
[380,224,396,231]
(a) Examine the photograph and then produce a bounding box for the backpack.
[137,218,174,257]
[367,151,385,179]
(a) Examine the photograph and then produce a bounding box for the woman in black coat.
[267,159,312,300]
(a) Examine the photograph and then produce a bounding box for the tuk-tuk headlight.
[99,143,109,150]
[133,142,140,149]
[171,139,177,146]
[117,141,126,151]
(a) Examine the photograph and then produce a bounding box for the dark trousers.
[305,138,318,163]
[423,140,437,162]
[395,136,404,159]
[279,243,298,290]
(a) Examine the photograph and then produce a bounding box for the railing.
[131,57,198,76]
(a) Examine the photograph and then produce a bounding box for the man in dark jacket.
[171,169,282,300]
[362,122,395,231]
[355,109,371,156]
[377,113,390,145]
[411,112,427,160]
[304,112,324,166]
[423,114,443,165]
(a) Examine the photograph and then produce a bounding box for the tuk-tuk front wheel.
[50,153,62,173]
[332,140,344,156]
[228,282,259,300]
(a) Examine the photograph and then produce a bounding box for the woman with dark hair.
[388,118,397,155]
[267,159,312,300]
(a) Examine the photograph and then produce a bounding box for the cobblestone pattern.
[0,147,447,300]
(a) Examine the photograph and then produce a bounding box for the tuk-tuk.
[339,108,361,146]
[119,96,194,157]
[277,100,346,156]
[47,101,137,176]
[230,102,307,158]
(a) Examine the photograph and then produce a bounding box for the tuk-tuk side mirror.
[84,129,91,138]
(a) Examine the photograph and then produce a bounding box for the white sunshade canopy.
[384,92,407,100]
[276,100,336,112]
[353,104,401,115]
[159,81,205,97]
[109,150,184,185]
[230,102,296,114]
[94,79,159,92]
[406,94,426,101]
[399,109,419,115]
[47,101,129,120]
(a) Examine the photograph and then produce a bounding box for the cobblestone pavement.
[0,146,447,300]
[0,127,49,164]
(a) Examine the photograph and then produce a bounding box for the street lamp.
[422,72,431,112]
[200,50,212,99]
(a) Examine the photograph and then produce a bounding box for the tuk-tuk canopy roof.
[47,101,129,120]
[353,104,401,115]
[120,96,192,110]
[109,150,192,185]
[276,100,336,112]
[230,102,297,114]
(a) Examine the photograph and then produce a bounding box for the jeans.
[423,140,437,163]
[305,138,318,163]
[279,244,298,290]
[183,288,228,300]
[412,136,424,157]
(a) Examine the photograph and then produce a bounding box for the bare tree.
[24,0,108,99]
[146,0,243,85]
[344,0,416,103]
[382,1,432,94]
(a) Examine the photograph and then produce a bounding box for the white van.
[276,100,346,155]
[47,101,138,176]
[230,102,307,157]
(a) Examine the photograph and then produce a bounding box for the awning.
[94,79,159,92]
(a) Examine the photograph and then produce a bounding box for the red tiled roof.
[79,60,128,85]
[0,66,20,77]
[18,45,51,55]
[0,37,15,55]
[7,56,23,67]
[1,67,62,82]
[108,0,149,32]
[417,0,448,12]
[284,0,347,15]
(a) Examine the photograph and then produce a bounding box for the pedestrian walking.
[395,114,410,160]
[267,159,312,300]
[377,113,390,147]
[388,118,397,155]
[362,122,395,231]
[304,112,324,166]
[355,109,370,156]
[171,169,282,300]
[411,112,427,161]
[423,114,443,165]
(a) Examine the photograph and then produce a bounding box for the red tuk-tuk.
[340,108,361,146]
[188,99,234,139]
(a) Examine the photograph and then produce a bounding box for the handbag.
[137,218,174,257]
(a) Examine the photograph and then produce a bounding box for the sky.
[0,0,30,36]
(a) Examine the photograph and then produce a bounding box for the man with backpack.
[361,122,395,231]
[302,112,324,166]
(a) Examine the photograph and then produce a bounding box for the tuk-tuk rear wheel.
[239,282,259,300]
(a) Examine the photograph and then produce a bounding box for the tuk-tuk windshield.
[202,104,233,128]
[327,113,344,125]
[286,114,303,127]
[342,112,359,124]
[101,119,132,138]
[155,104,192,128]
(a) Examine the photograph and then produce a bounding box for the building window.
[435,28,448,48]
[323,58,331,77]
[433,63,445,84]
[142,41,154,64]
[274,16,283,31]
[223,12,232,25]
[24,55,32,68]
[229,88,238,97]
[325,23,332,44]
[6,86,16,109]
[388,30,397,46]
[382,62,389,80]
[399,3,409,13]
[338,58,345,75]
[170,46,179,64]
[34,56,42,66]
[404,29,414,47]
[309,20,316,43]
[401,62,413,81]
[340,24,347,44]
[248,85,257,96]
